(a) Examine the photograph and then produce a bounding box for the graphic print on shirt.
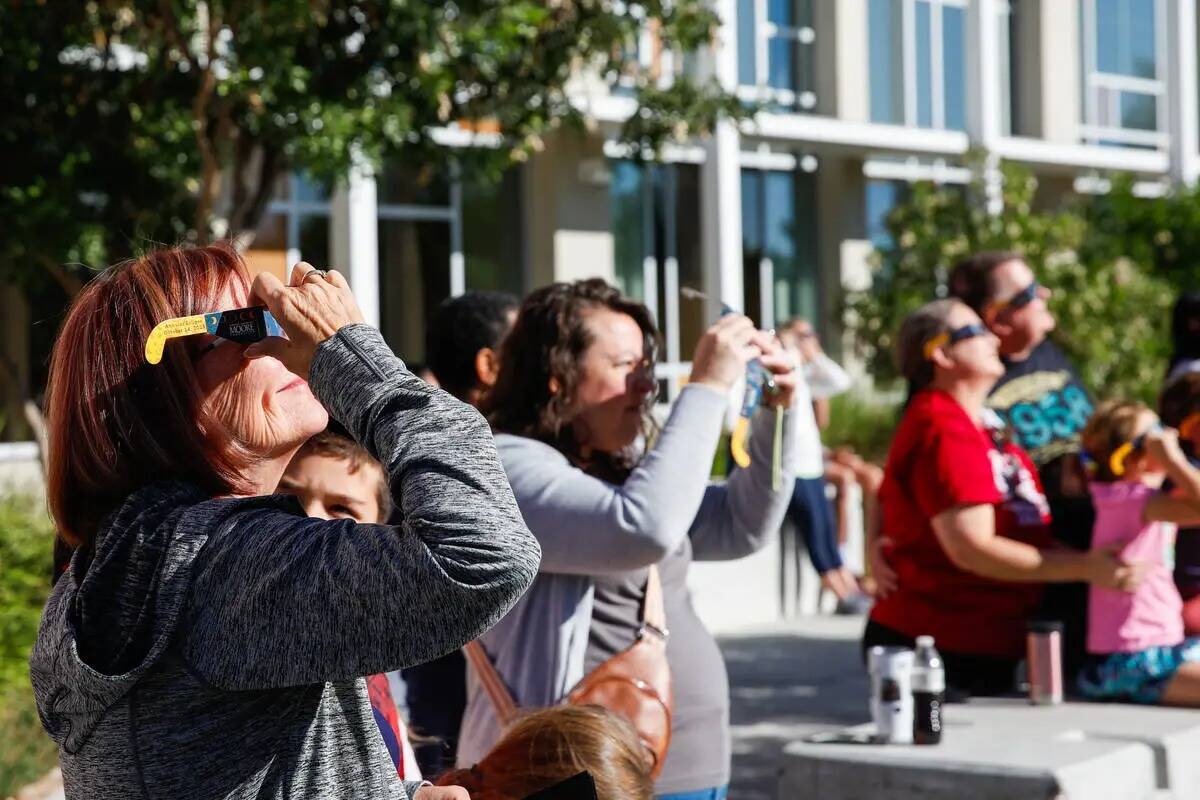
[987,447,1050,527]
[988,370,1094,466]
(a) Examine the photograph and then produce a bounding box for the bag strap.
[462,640,519,727]
[465,565,666,724]
[640,565,668,638]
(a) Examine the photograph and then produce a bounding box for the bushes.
[0,495,57,796]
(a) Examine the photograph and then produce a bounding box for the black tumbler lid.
[1026,619,1064,634]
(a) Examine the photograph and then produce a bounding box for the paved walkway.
[720,615,870,799]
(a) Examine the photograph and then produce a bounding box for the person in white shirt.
[778,318,863,602]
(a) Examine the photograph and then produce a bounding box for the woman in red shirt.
[865,299,1142,695]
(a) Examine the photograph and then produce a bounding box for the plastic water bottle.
[911,636,944,745]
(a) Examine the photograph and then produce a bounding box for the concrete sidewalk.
[719,615,870,799]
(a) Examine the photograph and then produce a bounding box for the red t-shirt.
[870,390,1053,658]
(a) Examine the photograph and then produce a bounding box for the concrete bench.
[777,698,1200,799]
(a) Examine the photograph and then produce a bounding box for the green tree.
[0,0,744,292]
[846,159,1174,404]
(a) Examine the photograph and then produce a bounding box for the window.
[1081,0,1166,148]
[375,163,525,362]
[609,160,704,398]
[741,167,819,330]
[868,0,966,131]
[246,173,333,280]
[865,179,909,250]
[737,0,817,111]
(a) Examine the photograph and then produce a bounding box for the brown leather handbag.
[463,567,673,778]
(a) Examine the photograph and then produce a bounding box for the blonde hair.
[435,706,653,800]
[1080,399,1153,483]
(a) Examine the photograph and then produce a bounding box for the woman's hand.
[246,262,365,377]
[1083,545,1150,593]
[1144,427,1186,467]
[820,566,860,601]
[414,786,470,800]
[689,314,763,392]
[756,332,797,409]
[868,535,899,598]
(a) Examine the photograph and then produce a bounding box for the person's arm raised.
[183,263,540,689]
[520,314,767,574]
[688,335,800,561]
[1144,428,1200,525]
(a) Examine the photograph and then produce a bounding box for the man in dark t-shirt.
[950,252,1095,678]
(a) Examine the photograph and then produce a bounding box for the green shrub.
[0,494,57,796]
[822,393,900,464]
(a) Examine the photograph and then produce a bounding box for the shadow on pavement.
[720,623,871,799]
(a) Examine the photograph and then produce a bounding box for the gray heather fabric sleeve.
[509,384,728,575]
[183,324,541,689]
[688,403,799,561]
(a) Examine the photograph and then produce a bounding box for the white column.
[449,169,466,296]
[332,159,381,329]
[1168,0,1200,186]
[966,0,1004,214]
[702,0,744,316]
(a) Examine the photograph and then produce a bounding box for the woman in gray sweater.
[30,245,540,800]
[459,279,800,798]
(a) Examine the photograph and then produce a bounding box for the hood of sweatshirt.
[29,482,253,754]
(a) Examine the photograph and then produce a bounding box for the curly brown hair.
[481,279,660,477]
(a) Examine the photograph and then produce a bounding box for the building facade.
[243,0,1198,399]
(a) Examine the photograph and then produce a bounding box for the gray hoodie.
[29,324,541,800]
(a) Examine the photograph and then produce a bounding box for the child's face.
[278,452,385,524]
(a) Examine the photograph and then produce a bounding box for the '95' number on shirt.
[1005,386,1093,450]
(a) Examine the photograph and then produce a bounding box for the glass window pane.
[869,0,905,124]
[741,169,764,324]
[1095,0,1156,79]
[767,37,795,92]
[294,173,331,204]
[740,169,763,254]
[767,0,793,26]
[297,214,330,266]
[378,162,451,206]
[463,169,524,295]
[738,0,757,86]
[673,165,704,362]
[378,219,451,362]
[1120,91,1157,131]
[915,1,932,127]
[609,160,646,300]
[764,171,819,326]
[865,179,905,249]
[943,5,967,131]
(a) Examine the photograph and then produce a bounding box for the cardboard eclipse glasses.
[144,306,283,364]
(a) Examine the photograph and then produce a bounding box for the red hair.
[46,244,254,549]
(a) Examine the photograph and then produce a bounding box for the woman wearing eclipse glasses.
[946,252,1098,682]
[862,298,1140,697]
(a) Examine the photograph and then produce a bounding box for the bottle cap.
[915,635,935,648]
[1026,620,1064,634]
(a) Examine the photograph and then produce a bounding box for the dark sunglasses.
[923,323,989,360]
[990,281,1041,314]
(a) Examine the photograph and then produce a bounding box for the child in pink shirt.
[1079,400,1200,705]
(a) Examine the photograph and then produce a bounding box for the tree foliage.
[846,159,1175,405]
[0,0,742,292]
